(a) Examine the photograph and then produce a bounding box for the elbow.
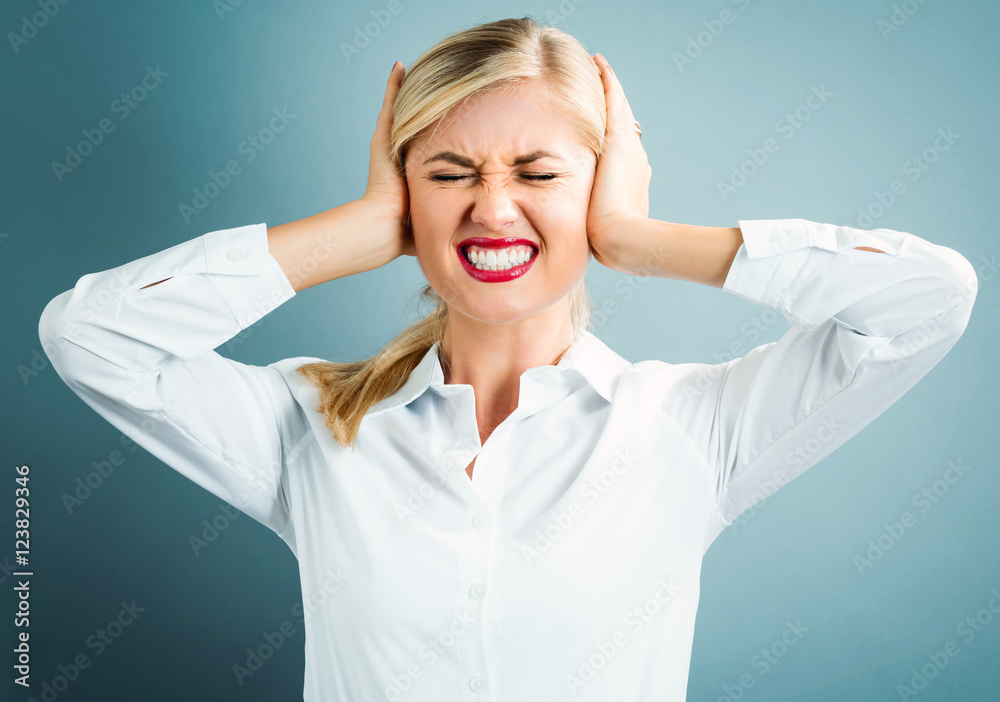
[933,246,978,339]
[38,290,69,347]
[37,289,79,373]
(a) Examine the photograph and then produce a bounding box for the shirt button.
[469,582,486,600]
[471,513,490,530]
[226,247,246,263]
[468,675,485,692]
[769,231,788,244]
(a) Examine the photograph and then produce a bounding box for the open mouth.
[456,238,539,282]
[461,243,536,270]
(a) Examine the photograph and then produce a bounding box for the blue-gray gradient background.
[3,0,998,700]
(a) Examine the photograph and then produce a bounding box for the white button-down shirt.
[38,218,977,701]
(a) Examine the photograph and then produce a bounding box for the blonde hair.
[297,16,607,449]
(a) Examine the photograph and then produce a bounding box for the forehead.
[408,79,592,167]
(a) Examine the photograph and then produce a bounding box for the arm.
[583,56,975,541]
[39,63,413,547]
[137,200,400,292]
[38,223,305,548]
[39,196,406,552]
[638,218,977,543]
[593,215,885,287]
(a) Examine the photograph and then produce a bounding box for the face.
[403,79,597,327]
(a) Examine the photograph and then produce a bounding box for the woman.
[39,16,976,702]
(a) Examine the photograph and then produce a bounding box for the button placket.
[454,488,497,700]
[452,390,531,701]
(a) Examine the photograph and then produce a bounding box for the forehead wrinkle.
[421,148,565,169]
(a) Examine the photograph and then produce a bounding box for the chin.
[456,297,537,325]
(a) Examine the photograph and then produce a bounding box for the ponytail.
[297,279,589,449]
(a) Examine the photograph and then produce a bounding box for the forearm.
[266,199,396,292]
[40,223,295,374]
[601,216,744,288]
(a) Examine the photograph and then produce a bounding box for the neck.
[439,298,577,422]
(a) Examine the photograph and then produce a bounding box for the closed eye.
[431,174,557,182]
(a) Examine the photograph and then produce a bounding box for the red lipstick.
[456,237,538,283]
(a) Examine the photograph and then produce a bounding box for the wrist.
[634,219,744,288]
[329,198,401,274]
[589,215,654,277]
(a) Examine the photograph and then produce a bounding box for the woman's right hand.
[361,61,415,260]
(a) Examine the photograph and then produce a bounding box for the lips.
[456,237,539,283]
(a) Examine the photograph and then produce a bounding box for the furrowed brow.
[422,150,563,168]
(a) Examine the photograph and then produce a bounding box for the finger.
[382,61,404,110]
[594,54,620,139]
[594,54,636,138]
[373,62,404,151]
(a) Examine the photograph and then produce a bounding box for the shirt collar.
[364,328,631,420]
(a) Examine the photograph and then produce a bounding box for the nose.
[470,180,519,232]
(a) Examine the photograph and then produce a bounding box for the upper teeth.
[464,245,535,271]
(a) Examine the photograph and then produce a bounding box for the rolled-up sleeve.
[38,223,303,550]
[705,218,977,529]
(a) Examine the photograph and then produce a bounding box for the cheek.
[535,194,591,250]
[409,191,448,248]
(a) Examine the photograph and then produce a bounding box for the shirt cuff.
[721,219,814,310]
[203,223,296,329]
[721,218,905,312]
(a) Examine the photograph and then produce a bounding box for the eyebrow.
[421,149,564,168]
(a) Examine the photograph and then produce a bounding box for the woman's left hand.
[587,53,652,274]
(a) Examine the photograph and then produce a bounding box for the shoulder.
[586,330,744,404]
[267,355,330,403]
[623,351,762,408]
